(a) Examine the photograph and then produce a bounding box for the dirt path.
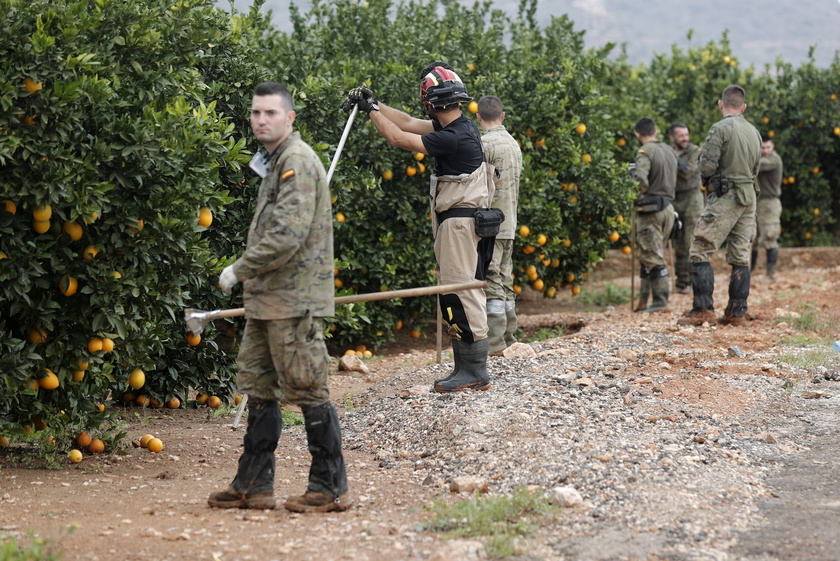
[2,248,839,561]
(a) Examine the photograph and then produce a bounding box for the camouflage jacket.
[481,125,522,239]
[757,150,783,198]
[698,114,761,186]
[674,142,702,193]
[634,139,677,200]
[232,131,335,319]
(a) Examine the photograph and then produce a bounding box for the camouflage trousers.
[236,313,330,407]
[690,184,756,266]
[636,205,675,271]
[484,238,515,301]
[671,189,705,288]
[752,197,781,251]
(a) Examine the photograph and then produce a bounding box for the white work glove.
[219,265,239,295]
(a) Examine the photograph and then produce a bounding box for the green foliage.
[577,281,631,308]
[1,533,63,561]
[0,0,271,441]
[422,486,558,558]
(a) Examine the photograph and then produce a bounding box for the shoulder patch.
[637,149,645,154]
[281,169,295,181]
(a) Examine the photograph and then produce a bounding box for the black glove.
[676,157,689,176]
[340,86,379,114]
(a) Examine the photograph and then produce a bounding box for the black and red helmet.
[419,63,472,112]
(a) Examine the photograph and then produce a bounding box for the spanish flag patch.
[281,169,295,181]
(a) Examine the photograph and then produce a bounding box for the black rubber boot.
[765,248,779,280]
[209,397,281,509]
[503,301,518,347]
[719,265,750,326]
[284,401,352,513]
[634,266,651,312]
[434,339,461,386]
[645,266,670,312]
[434,338,491,393]
[677,262,716,326]
[750,249,759,272]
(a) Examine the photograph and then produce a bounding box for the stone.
[502,342,537,358]
[449,476,489,494]
[338,354,370,375]
[550,486,583,507]
[728,346,746,358]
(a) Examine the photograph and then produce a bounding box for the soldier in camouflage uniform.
[633,117,677,313]
[476,96,522,354]
[751,136,783,281]
[209,82,351,513]
[668,123,705,294]
[679,85,762,327]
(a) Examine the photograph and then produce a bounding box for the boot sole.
[208,497,276,509]
[284,498,353,513]
[433,382,492,393]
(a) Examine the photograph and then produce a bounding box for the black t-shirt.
[421,115,484,176]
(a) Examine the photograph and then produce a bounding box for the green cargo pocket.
[282,313,329,397]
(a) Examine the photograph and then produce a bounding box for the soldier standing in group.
[343,62,497,393]
[632,117,677,313]
[751,135,784,281]
[668,123,704,294]
[476,95,522,355]
[209,82,351,513]
[679,85,762,326]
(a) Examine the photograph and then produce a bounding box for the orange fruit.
[208,395,222,409]
[60,275,78,296]
[562,238,572,248]
[33,220,50,234]
[523,244,536,254]
[545,286,557,298]
[77,357,90,371]
[129,219,144,233]
[468,101,478,114]
[88,438,105,454]
[566,273,576,283]
[149,397,163,409]
[96,403,105,412]
[2,200,16,214]
[101,337,114,352]
[609,231,620,243]
[39,369,60,390]
[32,204,52,221]
[23,78,43,93]
[88,337,103,353]
[581,153,592,164]
[166,397,181,409]
[621,245,632,255]
[418,162,426,173]
[29,327,47,344]
[406,165,417,176]
[63,220,83,241]
[336,212,346,222]
[0,436,9,447]
[122,392,136,403]
[617,138,626,147]
[334,278,343,288]
[575,123,587,135]
[84,211,99,224]
[382,169,393,180]
[76,432,92,448]
[518,225,530,237]
[198,207,213,228]
[83,245,99,261]
[234,395,243,405]
[395,320,403,330]
[128,368,145,390]
[196,393,209,405]
[525,265,537,277]
[767,130,775,139]
[512,284,522,294]
[571,285,581,296]
[68,449,83,463]
[536,233,547,245]
[532,279,545,291]
[833,127,840,136]
[73,370,85,382]
[147,438,164,453]
[139,434,155,448]
[186,332,201,346]
[535,139,546,149]
[363,350,373,358]
[135,394,151,407]
[410,329,421,338]
[414,152,425,161]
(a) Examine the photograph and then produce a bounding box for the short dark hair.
[721,85,746,109]
[253,82,294,111]
[669,122,688,136]
[635,117,656,137]
[761,135,774,144]
[477,95,503,121]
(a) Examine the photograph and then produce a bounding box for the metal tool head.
[184,308,214,336]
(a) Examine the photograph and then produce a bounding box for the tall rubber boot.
[486,299,507,354]
[719,265,750,326]
[750,249,759,272]
[209,397,281,509]
[284,401,352,513]
[434,338,491,393]
[645,266,670,312]
[764,248,779,281]
[503,300,518,347]
[677,262,716,326]
[434,338,461,386]
[634,266,651,312]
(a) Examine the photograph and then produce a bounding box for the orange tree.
[261,0,636,349]
[0,0,272,445]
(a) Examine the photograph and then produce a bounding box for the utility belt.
[711,177,730,197]
[436,207,505,238]
[634,195,671,215]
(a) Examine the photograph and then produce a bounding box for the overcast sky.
[221,0,840,68]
